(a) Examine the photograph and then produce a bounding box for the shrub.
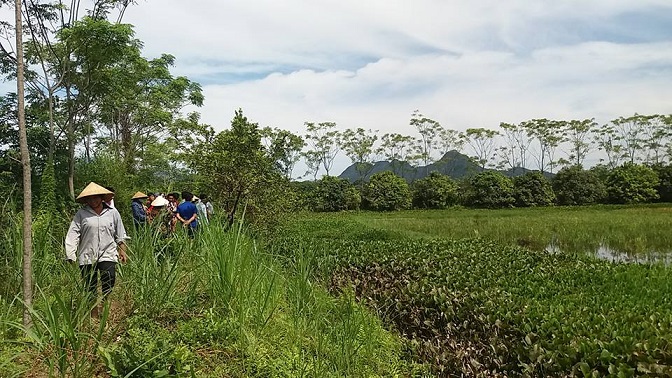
[606,163,659,204]
[552,165,607,205]
[362,171,411,211]
[313,176,361,212]
[513,172,555,207]
[290,180,318,210]
[650,163,672,202]
[412,172,458,209]
[462,171,515,208]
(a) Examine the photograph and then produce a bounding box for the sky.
[9,1,672,176]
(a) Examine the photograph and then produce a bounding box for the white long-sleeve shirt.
[65,205,128,265]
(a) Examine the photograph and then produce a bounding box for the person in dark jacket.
[131,191,148,229]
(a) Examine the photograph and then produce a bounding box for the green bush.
[361,171,411,211]
[313,176,361,212]
[552,165,607,205]
[651,163,672,202]
[606,163,659,204]
[512,172,555,207]
[462,171,515,208]
[289,180,318,210]
[411,171,458,209]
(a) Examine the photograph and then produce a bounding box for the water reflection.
[546,243,672,265]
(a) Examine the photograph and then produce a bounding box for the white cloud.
[5,0,669,177]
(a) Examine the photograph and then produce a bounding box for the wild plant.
[199,217,280,331]
[8,286,110,378]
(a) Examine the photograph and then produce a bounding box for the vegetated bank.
[0,211,428,377]
[271,211,672,376]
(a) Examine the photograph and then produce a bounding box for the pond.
[546,243,672,265]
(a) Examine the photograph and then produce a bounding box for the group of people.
[64,182,214,317]
[130,191,213,236]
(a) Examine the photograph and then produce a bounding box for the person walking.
[65,182,129,317]
[131,191,148,229]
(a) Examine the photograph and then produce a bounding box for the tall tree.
[563,118,595,167]
[95,53,203,174]
[640,114,670,165]
[436,126,463,156]
[409,110,441,167]
[522,119,564,174]
[592,123,623,169]
[304,121,340,177]
[611,114,648,164]
[498,122,532,170]
[376,132,413,176]
[261,126,304,179]
[16,0,34,328]
[1,2,138,198]
[339,127,378,183]
[301,150,321,181]
[461,127,499,170]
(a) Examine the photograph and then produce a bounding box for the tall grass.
[0,207,423,376]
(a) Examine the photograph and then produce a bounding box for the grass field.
[347,204,672,258]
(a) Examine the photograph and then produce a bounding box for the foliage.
[276,214,672,376]
[461,127,499,169]
[303,121,340,177]
[409,110,441,167]
[361,171,411,211]
[462,171,515,208]
[521,119,564,174]
[411,171,458,209]
[512,171,555,207]
[651,163,672,203]
[0,213,422,377]
[261,127,304,179]
[184,109,291,229]
[312,176,360,212]
[606,163,659,204]
[339,127,378,183]
[552,165,607,206]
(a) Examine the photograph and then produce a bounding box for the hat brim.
[76,182,113,203]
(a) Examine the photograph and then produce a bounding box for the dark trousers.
[80,261,116,299]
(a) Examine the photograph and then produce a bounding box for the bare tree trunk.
[68,121,75,199]
[16,0,34,328]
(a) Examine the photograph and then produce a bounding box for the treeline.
[293,162,672,212]
[297,112,672,182]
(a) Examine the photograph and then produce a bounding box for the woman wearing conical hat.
[64,182,129,317]
[131,191,148,229]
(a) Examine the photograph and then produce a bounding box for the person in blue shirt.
[176,191,198,237]
[131,191,148,229]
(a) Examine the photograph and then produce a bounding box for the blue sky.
[4,1,672,176]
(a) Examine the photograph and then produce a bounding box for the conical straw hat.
[132,191,148,200]
[151,196,169,207]
[76,182,113,203]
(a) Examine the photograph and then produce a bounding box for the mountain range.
[338,150,541,183]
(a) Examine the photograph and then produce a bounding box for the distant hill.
[338,150,550,183]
